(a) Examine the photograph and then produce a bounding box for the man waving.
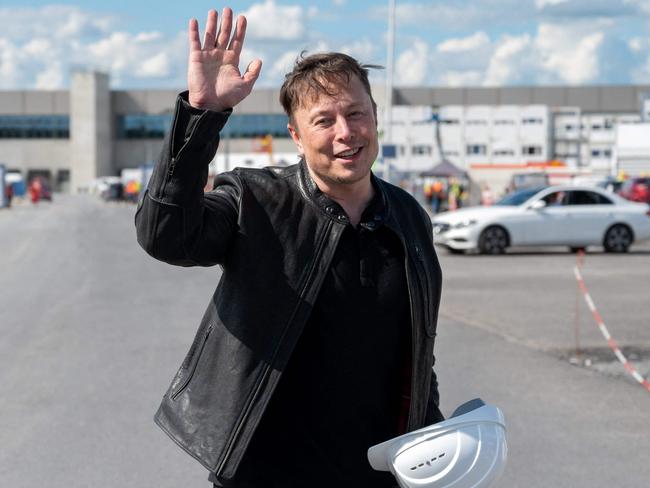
[135,7,443,488]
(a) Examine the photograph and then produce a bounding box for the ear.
[287,122,304,154]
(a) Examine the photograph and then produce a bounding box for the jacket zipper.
[214,220,334,476]
[414,245,432,328]
[404,245,419,431]
[171,323,214,400]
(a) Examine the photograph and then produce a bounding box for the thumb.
[242,59,262,86]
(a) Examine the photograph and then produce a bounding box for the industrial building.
[1,70,649,194]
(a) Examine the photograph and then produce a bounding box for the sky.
[2,0,650,90]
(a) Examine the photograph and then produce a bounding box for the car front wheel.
[479,226,508,254]
[603,224,633,253]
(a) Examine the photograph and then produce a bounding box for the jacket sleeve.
[134,91,241,267]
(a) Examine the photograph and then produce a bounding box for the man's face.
[287,75,379,192]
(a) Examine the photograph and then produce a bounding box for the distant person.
[480,184,494,206]
[431,180,444,213]
[135,7,443,488]
[5,183,13,208]
[29,178,41,205]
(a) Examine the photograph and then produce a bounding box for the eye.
[315,118,333,127]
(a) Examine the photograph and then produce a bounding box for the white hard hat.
[368,399,507,488]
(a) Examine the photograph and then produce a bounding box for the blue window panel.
[0,115,69,138]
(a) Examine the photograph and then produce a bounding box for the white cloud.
[333,0,347,5]
[242,0,306,40]
[135,32,163,43]
[536,0,639,17]
[484,34,532,85]
[340,39,377,62]
[35,61,65,89]
[0,6,116,42]
[535,0,567,7]
[0,6,190,89]
[396,39,429,85]
[265,41,330,84]
[23,38,53,57]
[136,52,171,78]
[437,32,490,53]
[0,39,21,89]
[439,70,483,87]
[629,37,645,52]
[374,1,534,30]
[534,23,604,84]
[270,50,302,79]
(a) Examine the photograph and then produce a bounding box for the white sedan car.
[432,185,650,254]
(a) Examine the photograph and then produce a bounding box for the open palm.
[187,8,262,112]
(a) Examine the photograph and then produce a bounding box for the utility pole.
[383,0,395,182]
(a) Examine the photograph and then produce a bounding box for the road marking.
[573,263,650,392]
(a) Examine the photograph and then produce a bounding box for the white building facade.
[1,75,650,195]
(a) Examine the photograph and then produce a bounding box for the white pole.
[383,0,395,182]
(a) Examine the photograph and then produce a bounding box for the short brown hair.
[279,52,382,120]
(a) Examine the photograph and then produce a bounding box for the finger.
[216,7,233,49]
[242,59,263,87]
[203,9,218,49]
[188,18,201,53]
[228,15,247,55]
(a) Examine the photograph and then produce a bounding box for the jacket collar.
[297,159,390,229]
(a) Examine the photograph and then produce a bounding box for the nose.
[334,115,353,141]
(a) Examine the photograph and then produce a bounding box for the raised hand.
[187,8,262,112]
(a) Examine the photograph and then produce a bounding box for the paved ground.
[1,194,649,487]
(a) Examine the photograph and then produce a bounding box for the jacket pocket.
[171,323,214,400]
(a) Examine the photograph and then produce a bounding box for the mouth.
[334,147,362,160]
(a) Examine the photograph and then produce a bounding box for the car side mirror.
[529,200,546,210]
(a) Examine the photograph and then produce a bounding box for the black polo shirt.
[214,191,411,488]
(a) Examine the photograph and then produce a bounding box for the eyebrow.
[308,103,366,121]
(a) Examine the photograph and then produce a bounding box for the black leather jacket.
[135,93,444,479]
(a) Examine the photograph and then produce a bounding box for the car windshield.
[494,187,546,206]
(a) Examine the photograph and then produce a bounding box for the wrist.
[187,96,227,113]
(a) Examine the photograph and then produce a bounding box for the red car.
[618,177,650,204]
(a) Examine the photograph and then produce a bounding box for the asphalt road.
[1,194,649,488]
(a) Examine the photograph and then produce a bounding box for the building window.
[223,114,290,138]
[494,119,515,125]
[522,145,542,155]
[591,148,613,158]
[411,145,432,156]
[466,119,487,125]
[522,117,543,124]
[117,113,290,139]
[0,115,69,138]
[440,118,460,125]
[466,144,487,155]
[117,114,173,138]
[493,149,515,156]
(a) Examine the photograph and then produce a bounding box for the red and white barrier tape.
[573,262,650,392]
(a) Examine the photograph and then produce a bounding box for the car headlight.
[453,219,478,229]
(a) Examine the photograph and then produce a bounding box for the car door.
[562,190,615,244]
[514,190,572,245]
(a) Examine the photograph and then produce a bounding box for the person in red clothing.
[5,183,13,208]
[29,178,42,204]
